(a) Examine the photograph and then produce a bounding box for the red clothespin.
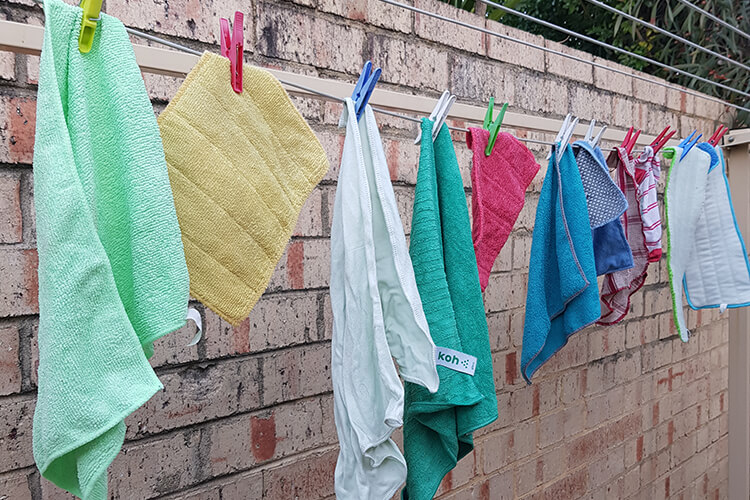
[621,126,634,148]
[220,12,244,93]
[708,125,728,146]
[652,128,676,154]
[625,129,641,154]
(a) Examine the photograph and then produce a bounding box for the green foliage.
[440,0,749,126]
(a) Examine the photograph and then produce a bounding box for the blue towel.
[573,141,633,276]
[521,144,600,382]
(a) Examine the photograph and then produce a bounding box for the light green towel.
[32,1,189,498]
[403,120,498,499]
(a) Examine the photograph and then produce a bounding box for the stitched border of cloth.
[158,52,329,326]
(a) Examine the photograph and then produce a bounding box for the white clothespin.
[416,90,456,144]
[583,119,607,148]
[552,114,578,163]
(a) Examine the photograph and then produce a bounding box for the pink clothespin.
[220,12,244,93]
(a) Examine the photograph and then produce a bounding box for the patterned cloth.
[573,142,628,229]
[599,147,654,325]
[633,146,662,262]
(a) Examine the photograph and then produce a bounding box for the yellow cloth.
[158,52,328,325]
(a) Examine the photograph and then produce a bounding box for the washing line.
[475,0,750,99]
[672,0,750,43]
[584,0,750,73]
[378,0,747,113]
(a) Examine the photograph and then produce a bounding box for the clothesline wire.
[475,0,750,99]
[379,0,748,113]
[124,29,560,147]
[583,0,750,73]
[672,0,750,43]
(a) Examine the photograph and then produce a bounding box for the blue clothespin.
[679,130,702,160]
[351,61,382,120]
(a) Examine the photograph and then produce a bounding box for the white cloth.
[684,145,750,312]
[331,99,439,500]
[663,143,750,342]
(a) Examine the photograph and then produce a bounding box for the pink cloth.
[599,147,653,324]
[467,128,539,291]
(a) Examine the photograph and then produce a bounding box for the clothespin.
[351,61,382,121]
[625,130,641,154]
[415,91,456,144]
[219,12,244,93]
[483,97,508,156]
[679,130,702,160]
[78,0,103,53]
[552,113,578,163]
[583,119,607,147]
[621,126,634,148]
[650,126,676,154]
[708,125,728,146]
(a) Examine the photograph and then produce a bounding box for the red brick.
[0,397,35,472]
[0,324,21,395]
[0,248,39,316]
[1,97,35,164]
[262,448,337,499]
[529,467,589,500]
[0,173,22,243]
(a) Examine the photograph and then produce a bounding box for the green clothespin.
[483,97,508,156]
[78,0,103,53]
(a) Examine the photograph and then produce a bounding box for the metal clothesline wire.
[120,31,562,145]
[475,0,750,99]
[378,0,747,113]
[673,0,750,43]
[583,0,750,73]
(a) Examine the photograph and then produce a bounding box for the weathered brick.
[369,35,450,93]
[0,248,38,317]
[545,40,593,84]
[450,55,515,104]
[0,469,32,499]
[257,4,365,75]
[414,0,485,55]
[0,397,34,472]
[486,20,545,72]
[0,52,14,82]
[0,96,36,164]
[0,173,23,243]
[262,448,337,499]
[261,342,332,406]
[0,324,21,396]
[593,56,633,95]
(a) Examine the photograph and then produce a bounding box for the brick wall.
[0,0,732,498]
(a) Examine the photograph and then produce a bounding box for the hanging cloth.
[664,143,750,341]
[633,146,663,262]
[158,52,328,326]
[598,147,655,325]
[402,119,497,500]
[32,0,189,498]
[521,144,600,382]
[572,140,633,276]
[331,100,439,500]
[466,128,539,291]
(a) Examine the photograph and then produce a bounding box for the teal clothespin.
[483,97,508,156]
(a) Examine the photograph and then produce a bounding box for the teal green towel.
[521,144,600,382]
[403,120,498,499]
[32,1,189,498]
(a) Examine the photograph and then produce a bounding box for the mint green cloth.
[32,1,189,498]
[402,120,498,499]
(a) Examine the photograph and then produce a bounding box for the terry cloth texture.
[633,146,663,262]
[402,119,498,500]
[158,51,328,326]
[331,100,439,500]
[467,128,539,291]
[521,144,600,382]
[598,147,652,325]
[664,144,750,341]
[573,141,633,276]
[32,1,189,498]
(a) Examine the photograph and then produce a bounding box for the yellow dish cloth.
[158,52,328,325]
